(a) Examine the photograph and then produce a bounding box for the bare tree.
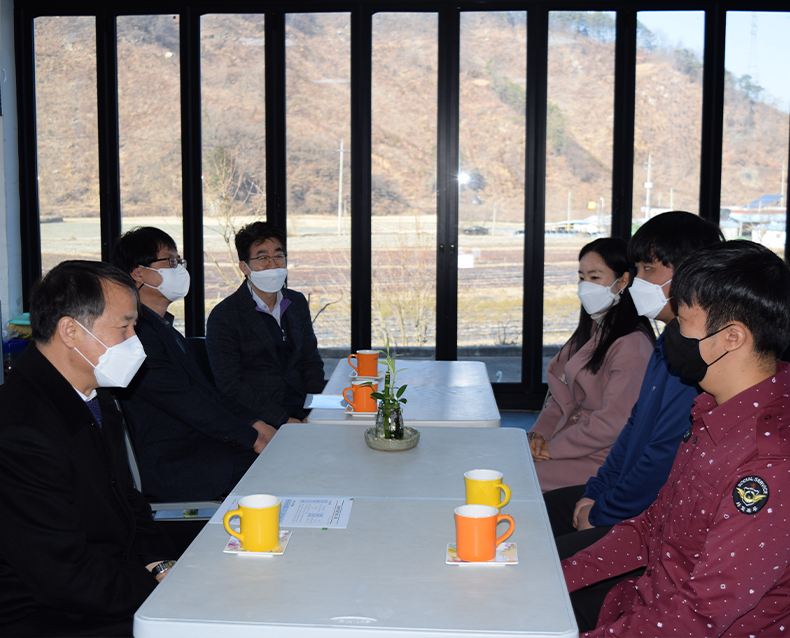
[203,146,266,287]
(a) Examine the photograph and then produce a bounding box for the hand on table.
[573,498,595,531]
[252,420,277,454]
[529,435,551,461]
[286,417,304,424]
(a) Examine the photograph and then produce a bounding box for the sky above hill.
[638,10,790,112]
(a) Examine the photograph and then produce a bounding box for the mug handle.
[223,509,243,543]
[495,514,515,545]
[495,483,512,509]
[343,387,356,409]
[347,354,359,373]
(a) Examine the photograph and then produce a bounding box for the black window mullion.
[265,10,286,231]
[698,4,726,224]
[96,13,122,262]
[15,7,41,309]
[522,3,548,402]
[180,7,205,336]
[786,114,790,258]
[610,9,637,241]
[350,6,372,351]
[435,7,460,361]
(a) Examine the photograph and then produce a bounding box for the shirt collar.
[247,282,287,319]
[74,387,98,402]
[691,361,790,444]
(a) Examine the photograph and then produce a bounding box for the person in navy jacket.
[206,222,324,426]
[544,213,723,565]
[112,227,276,502]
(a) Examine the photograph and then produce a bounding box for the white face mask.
[247,267,287,294]
[630,277,672,319]
[74,320,147,388]
[577,280,621,315]
[142,264,190,302]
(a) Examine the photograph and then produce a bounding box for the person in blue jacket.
[543,212,724,564]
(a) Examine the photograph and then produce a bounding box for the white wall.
[0,0,22,326]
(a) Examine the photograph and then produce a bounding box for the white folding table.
[240,422,541,502]
[134,424,577,638]
[306,359,501,428]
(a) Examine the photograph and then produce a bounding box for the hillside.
[32,12,789,223]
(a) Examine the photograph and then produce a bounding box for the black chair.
[185,336,215,385]
[114,397,222,520]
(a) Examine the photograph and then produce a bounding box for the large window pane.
[371,12,438,354]
[117,15,184,328]
[286,13,351,368]
[543,12,616,375]
[458,11,526,383]
[721,11,790,256]
[201,14,266,321]
[634,11,704,219]
[34,17,100,274]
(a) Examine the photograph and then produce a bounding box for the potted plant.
[369,339,407,440]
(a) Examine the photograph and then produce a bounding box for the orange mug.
[348,350,379,377]
[454,504,515,562]
[343,380,378,413]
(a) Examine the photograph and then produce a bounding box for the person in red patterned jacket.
[563,240,790,637]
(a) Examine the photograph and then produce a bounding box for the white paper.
[279,497,353,529]
[210,495,353,529]
[303,394,349,410]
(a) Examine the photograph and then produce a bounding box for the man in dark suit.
[206,222,324,426]
[0,261,176,637]
[112,227,276,502]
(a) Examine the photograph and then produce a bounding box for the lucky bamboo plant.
[368,338,407,439]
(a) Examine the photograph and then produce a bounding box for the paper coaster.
[224,530,292,556]
[446,542,518,565]
[348,371,385,382]
[344,406,376,417]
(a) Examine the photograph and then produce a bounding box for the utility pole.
[336,139,345,236]
[644,153,653,220]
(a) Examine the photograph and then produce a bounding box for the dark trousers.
[0,609,133,637]
[544,485,645,633]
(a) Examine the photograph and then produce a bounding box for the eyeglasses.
[248,254,287,268]
[149,257,187,269]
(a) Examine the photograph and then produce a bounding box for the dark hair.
[567,237,656,374]
[628,211,724,269]
[30,260,138,344]
[672,240,790,360]
[111,226,178,275]
[235,222,287,262]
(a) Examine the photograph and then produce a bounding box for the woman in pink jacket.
[529,238,654,492]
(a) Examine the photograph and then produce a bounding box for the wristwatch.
[151,560,176,578]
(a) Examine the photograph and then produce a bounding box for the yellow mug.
[222,494,281,552]
[464,469,511,510]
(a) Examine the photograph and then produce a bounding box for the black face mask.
[664,318,732,383]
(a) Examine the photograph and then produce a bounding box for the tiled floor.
[499,411,538,433]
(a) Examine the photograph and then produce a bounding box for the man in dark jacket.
[112,227,276,502]
[206,222,324,425]
[0,260,175,637]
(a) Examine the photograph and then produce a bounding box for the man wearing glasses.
[206,222,324,427]
[112,227,277,502]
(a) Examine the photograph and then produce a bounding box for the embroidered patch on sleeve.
[732,476,769,515]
